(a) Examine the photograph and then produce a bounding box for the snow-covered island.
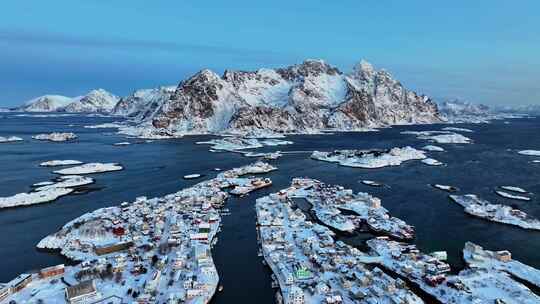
[53,163,123,175]
[422,145,445,152]
[39,160,84,167]
[311,146,427,169]
[421,158,444,166]
[197,137,292,152]
[1,162,276,304]
[0,188,74,209]
[32,132,78,142]
[256,187,424,304]
[367,237,540,304]
[494,190,531,201]
[449,194,540,230]
[0,136,23,143]
[0,174,98,210]
[287,178,415,239]
[401,130,472,144]
[431,184,459,193]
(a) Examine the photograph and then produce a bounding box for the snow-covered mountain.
[123,59,440,136]
[437,99,490,117]
[61,89,119,113]
[112,86,176,120]
[435,99,521,123]
[17,89,118,113]
[19,95,74,112]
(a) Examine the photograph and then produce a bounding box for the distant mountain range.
[11,59,536,136]
[16,89,119,113]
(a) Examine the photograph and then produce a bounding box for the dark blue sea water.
[1,113,540,303]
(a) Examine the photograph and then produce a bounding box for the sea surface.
[1,113,540,303]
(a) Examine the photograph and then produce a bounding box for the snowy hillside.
[19,95,74,112]
[62,89,119,113]
[112,86,176,120]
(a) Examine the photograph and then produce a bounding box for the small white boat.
[183,174,202,180]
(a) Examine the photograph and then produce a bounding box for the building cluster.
[2,162,276,304]
[256,190,424,304]
[367,238,540,304]
[464,242,540,289]
[288,178,415,239]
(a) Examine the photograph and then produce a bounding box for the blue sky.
[1,1,538,106]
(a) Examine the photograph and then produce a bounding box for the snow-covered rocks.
[402,130,472,144]
[0,188,74,209]
[495,191,531,201]
[32,132,78,142]
[361,180,385,187]
[449,194,540,230]
[518,150,540,156]
[431,184,459,192]
[422,158,444,166]
[442,127,474,133]
[243,151,282,160]
[197,137,292,152]
[500,186,528,194]
[39,160,83,167]
[311,146,427,169]
[84,122,124,129]
[53,163,123,175]
[0,136,23,143]
[422,145,445,152]
[33,176,94,192]
[218,161,277,178]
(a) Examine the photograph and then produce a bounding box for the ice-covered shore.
[53,163,123,175]
[449,194,540,230]
[311,146,426,169]
[32,132,78,142]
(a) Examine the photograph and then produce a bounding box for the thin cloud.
[0,28,292,63]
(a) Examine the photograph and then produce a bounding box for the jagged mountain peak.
[276,59,342,81]
[119,58,441,136]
